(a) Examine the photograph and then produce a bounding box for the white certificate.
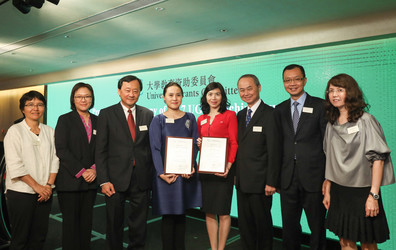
[198,137,228,174]
[164,136,193,174]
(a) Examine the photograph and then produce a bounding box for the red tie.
[128,109,136,141]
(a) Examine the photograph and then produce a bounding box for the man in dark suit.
[96,75,154,250]
[235,74,281,250]
[275,64,326,250]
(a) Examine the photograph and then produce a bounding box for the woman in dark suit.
[55,82,97,250]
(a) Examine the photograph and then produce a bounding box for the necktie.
[128,109,136,141]
[292,102,299,133]
[246,108,252,127]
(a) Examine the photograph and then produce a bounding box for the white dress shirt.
[120,102,136,122]
[247,99,262,118]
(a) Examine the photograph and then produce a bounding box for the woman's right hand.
[322,180,331,210]
[160,174,178,184]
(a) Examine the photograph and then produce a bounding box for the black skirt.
[326,182,390,244]
[200,174,234,215]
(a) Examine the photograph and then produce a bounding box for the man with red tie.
[96,75,154,250]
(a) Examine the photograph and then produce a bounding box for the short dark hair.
[163,82,183,96]
[238,74,260,87]
[19,91,46,112]
[70,82,95,111]
[118,75,142,90]
[325,73,369,124]
[282,64,306,78]
[200,82,230,114]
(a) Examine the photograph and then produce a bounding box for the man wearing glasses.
[275,64,327,249]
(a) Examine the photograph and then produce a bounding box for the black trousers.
[105,171,149,250]
[57,189,97,250]
[6,190,52,250]
[161,214,186,250]
[237,190,273,250]
[280,172,326,250]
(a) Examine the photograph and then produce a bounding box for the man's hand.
[83,169,97,183]
[265,185,276,196]
[101,182,116,197]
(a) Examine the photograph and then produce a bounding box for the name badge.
[165,118,174,123]
[302,107,313,113]
[32,140,40,146]
[93,129,97,135]
[347,125,359,134]
[200,119,207,126]
[253,126,262,132]
[139,125,148,131]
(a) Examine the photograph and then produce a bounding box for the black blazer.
[95,103,154,192]
[55,110,98,191]
[275,93,327,192]
[235,100,281,193]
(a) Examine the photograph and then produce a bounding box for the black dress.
[326,182,390,243]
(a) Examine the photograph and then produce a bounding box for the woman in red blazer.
[197,82,238,250]
[55,82,97,250]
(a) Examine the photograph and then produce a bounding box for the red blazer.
[197,110,238,164]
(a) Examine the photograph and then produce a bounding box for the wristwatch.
[47,183,56,189]
[369,192,380,200]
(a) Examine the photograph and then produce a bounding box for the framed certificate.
[164,136,194,174]
[198,136,228,174]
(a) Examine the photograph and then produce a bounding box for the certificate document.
[198,137,228,174]
[164,136,194,174]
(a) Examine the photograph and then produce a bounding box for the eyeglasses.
[327,88,345,94]
[74,95,92,101]
[283,78,305,84]
[25,103,45,108]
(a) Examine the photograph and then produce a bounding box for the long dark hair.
[325,73,369,124]
[200,82,230,114]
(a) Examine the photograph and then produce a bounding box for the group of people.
[3,64,394,250]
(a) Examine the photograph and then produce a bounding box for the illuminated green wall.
[47,36,396,248]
